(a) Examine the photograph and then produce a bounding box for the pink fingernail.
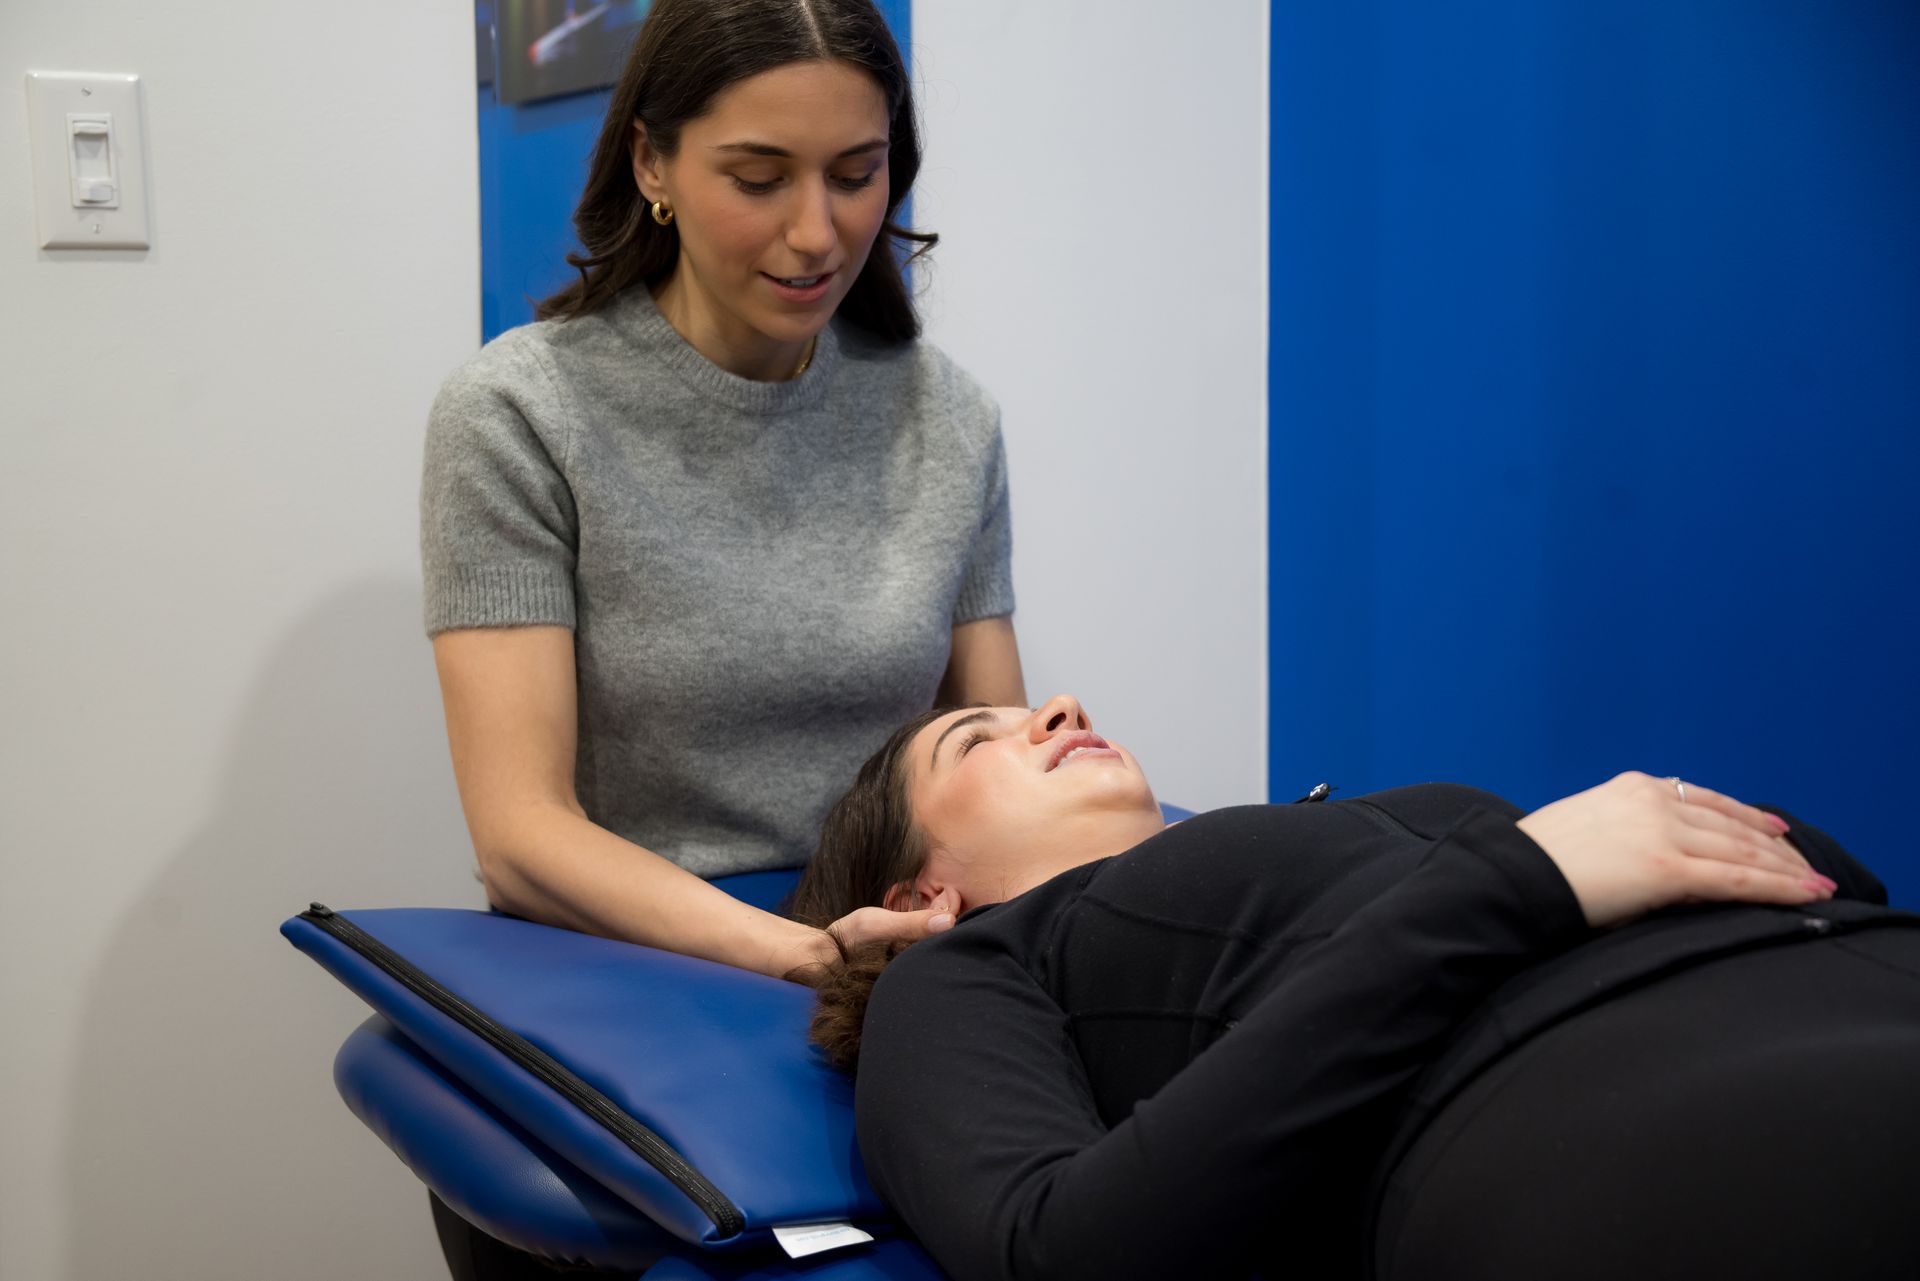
[1766,813,1791,834]
[1801,878,1832,896]
[1816,874,1837,891]
[929,913,954,931]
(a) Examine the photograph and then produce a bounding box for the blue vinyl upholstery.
[334,1013,948,1279]
[335,1014,677,1271]
[283,906,882,1249]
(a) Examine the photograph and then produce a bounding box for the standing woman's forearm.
[937,616,1025,708]
[471,799,827,978]
[433,625,826,977]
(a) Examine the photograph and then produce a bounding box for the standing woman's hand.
[832,890,960,952]
[1516,771,1837,929]
[782,892,959,983]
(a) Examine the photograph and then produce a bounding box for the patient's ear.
[882,878,961,915]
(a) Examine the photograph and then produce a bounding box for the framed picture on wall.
[487,0,652,105]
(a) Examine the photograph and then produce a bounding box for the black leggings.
[1375,924,1920,1281]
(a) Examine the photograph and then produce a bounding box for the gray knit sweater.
[421,286,1014,877]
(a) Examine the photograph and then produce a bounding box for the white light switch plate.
[26,71,151,250]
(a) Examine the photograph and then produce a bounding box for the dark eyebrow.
[710,138,889,160]
[930,709,998,770]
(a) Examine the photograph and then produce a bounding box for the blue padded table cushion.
[337,1013,953,1277]
[336,1013,679,1271]
[704,869,801,914]
[283,905,882,1251]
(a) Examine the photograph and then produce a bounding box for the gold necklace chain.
[792,336,818,380]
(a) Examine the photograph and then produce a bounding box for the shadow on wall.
[62,580,477,1279]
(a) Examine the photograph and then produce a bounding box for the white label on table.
[772,1222,876,1259]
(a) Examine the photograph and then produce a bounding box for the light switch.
[68,114,119,206]
[26,72,150,250]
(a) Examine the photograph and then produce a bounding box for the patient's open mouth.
[1046,732,1118,772]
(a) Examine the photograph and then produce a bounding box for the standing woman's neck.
[651,265,816,382]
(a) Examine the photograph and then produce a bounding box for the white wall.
[0,4,482,1278]
[911,1,1270,811]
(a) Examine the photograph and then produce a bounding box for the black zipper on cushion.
[299,904,744,1239]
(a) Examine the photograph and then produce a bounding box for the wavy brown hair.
[788,705,954,1073]
[537,0,935,339]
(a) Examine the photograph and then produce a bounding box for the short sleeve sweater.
[420,286,1014,877]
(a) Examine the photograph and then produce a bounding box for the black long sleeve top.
[853,785,1889,1281]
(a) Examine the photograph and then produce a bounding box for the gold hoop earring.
[650,200,675,226]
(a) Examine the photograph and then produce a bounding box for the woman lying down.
[788,695,1919,1281]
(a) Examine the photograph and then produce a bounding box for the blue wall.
[475,0,913,341]
[477,86,604,340]
[1269,2,1920,904]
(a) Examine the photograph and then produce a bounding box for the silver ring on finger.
[1666,775,1688,805]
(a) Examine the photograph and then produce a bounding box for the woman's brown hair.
[537,0,935,339]
[789,705,954,1072]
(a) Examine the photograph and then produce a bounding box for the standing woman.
[421,1,1019,1271]
[424,1,1018,1001]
